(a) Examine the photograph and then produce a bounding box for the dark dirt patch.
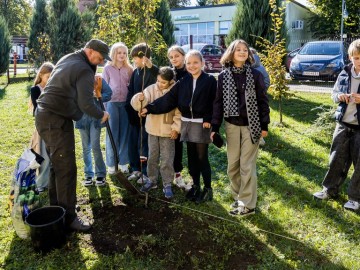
[85,197,262,270]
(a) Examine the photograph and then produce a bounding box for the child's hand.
[170,130,178,140]
[140,108,148,117]
[338,93,351,104]
[101,111,110,123]
[261,130,268,138]
[351,93,360,104]
[94,75,102,98]
[142,57,153,68]
[138,93,145,102]
[203,122,211,129]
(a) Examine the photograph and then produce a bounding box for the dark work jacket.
[146,72,217,123]
[37,50,103,121]
[334,64,360,124]
[125,65,159,126]
[212,67,270,133]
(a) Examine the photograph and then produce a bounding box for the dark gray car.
[289,41,349,81]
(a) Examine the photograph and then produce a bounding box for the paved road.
[288,82,333,93]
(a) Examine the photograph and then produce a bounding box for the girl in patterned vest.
[211,39,270,217]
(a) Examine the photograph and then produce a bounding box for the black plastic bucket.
[25,206,66,252]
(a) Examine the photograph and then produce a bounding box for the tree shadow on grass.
[269,94,333,125]
[257,159,360,242]
[261,132,328,185]
[79,169,350,270]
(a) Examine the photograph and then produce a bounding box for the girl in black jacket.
[211,39,270,217]
[143,50,217,203]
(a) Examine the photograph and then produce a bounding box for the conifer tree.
[49,0,87,62]
[0,15,11,74]
[28,0,51,67]
[154,0,175,66]
[226,0,281,50]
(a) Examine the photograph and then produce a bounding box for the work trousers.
[35,110,77,225]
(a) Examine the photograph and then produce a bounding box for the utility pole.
[340,0,348,43]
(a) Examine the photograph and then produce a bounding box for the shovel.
[94,76,140,195]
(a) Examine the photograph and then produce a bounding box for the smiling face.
[185,54,203,78]
[156,75,171,91]
[115,47,127,66]
[233,43,249,67]
[168,50,185,69]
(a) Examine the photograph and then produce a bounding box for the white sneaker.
[128,171,141,181]
[313,188,330,200]
[137,174,149,184]
[184,182,193,191]
[119,164,129,174]
[344,200,360,211]
[108,166,115,175]
[174,174,186,188]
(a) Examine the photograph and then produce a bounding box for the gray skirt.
[180,121,212,144]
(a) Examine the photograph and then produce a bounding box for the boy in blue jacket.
[313,39,360,211]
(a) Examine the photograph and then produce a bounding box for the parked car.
[289,41,349,81]
[285,48,300,71]
[181,43,224,72]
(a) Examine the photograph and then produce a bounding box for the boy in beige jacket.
[131,67,181,198]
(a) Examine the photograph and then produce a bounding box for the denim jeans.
[79,116,106,178]
[128,123,148,174]
[105,102,130,166]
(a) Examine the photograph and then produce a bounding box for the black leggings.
[187,142,211,188]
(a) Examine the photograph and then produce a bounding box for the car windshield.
[299,43,341,55]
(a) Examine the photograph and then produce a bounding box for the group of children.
[30,39,269,215]
[30,38,360,217]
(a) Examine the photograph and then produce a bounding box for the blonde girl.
[142,50,217,203]
[102,42,133,174]
[211,39,270,217]
[30,62,54,192]
[167,45,188,188]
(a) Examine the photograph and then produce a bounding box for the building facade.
[170,4,236,47]
[170,1,313,50]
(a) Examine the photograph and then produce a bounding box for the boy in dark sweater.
[125,43,159,181]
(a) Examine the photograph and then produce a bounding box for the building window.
[175,22,215,46]
[219,21,232,35]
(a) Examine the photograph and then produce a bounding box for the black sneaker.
[83,177,93,187]
[196,187,213,203]
[186,185,201,201]
[95,177,106,186]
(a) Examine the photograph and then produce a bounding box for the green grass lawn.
[0,82,359,269]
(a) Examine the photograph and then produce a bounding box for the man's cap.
[85,39,112,61]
